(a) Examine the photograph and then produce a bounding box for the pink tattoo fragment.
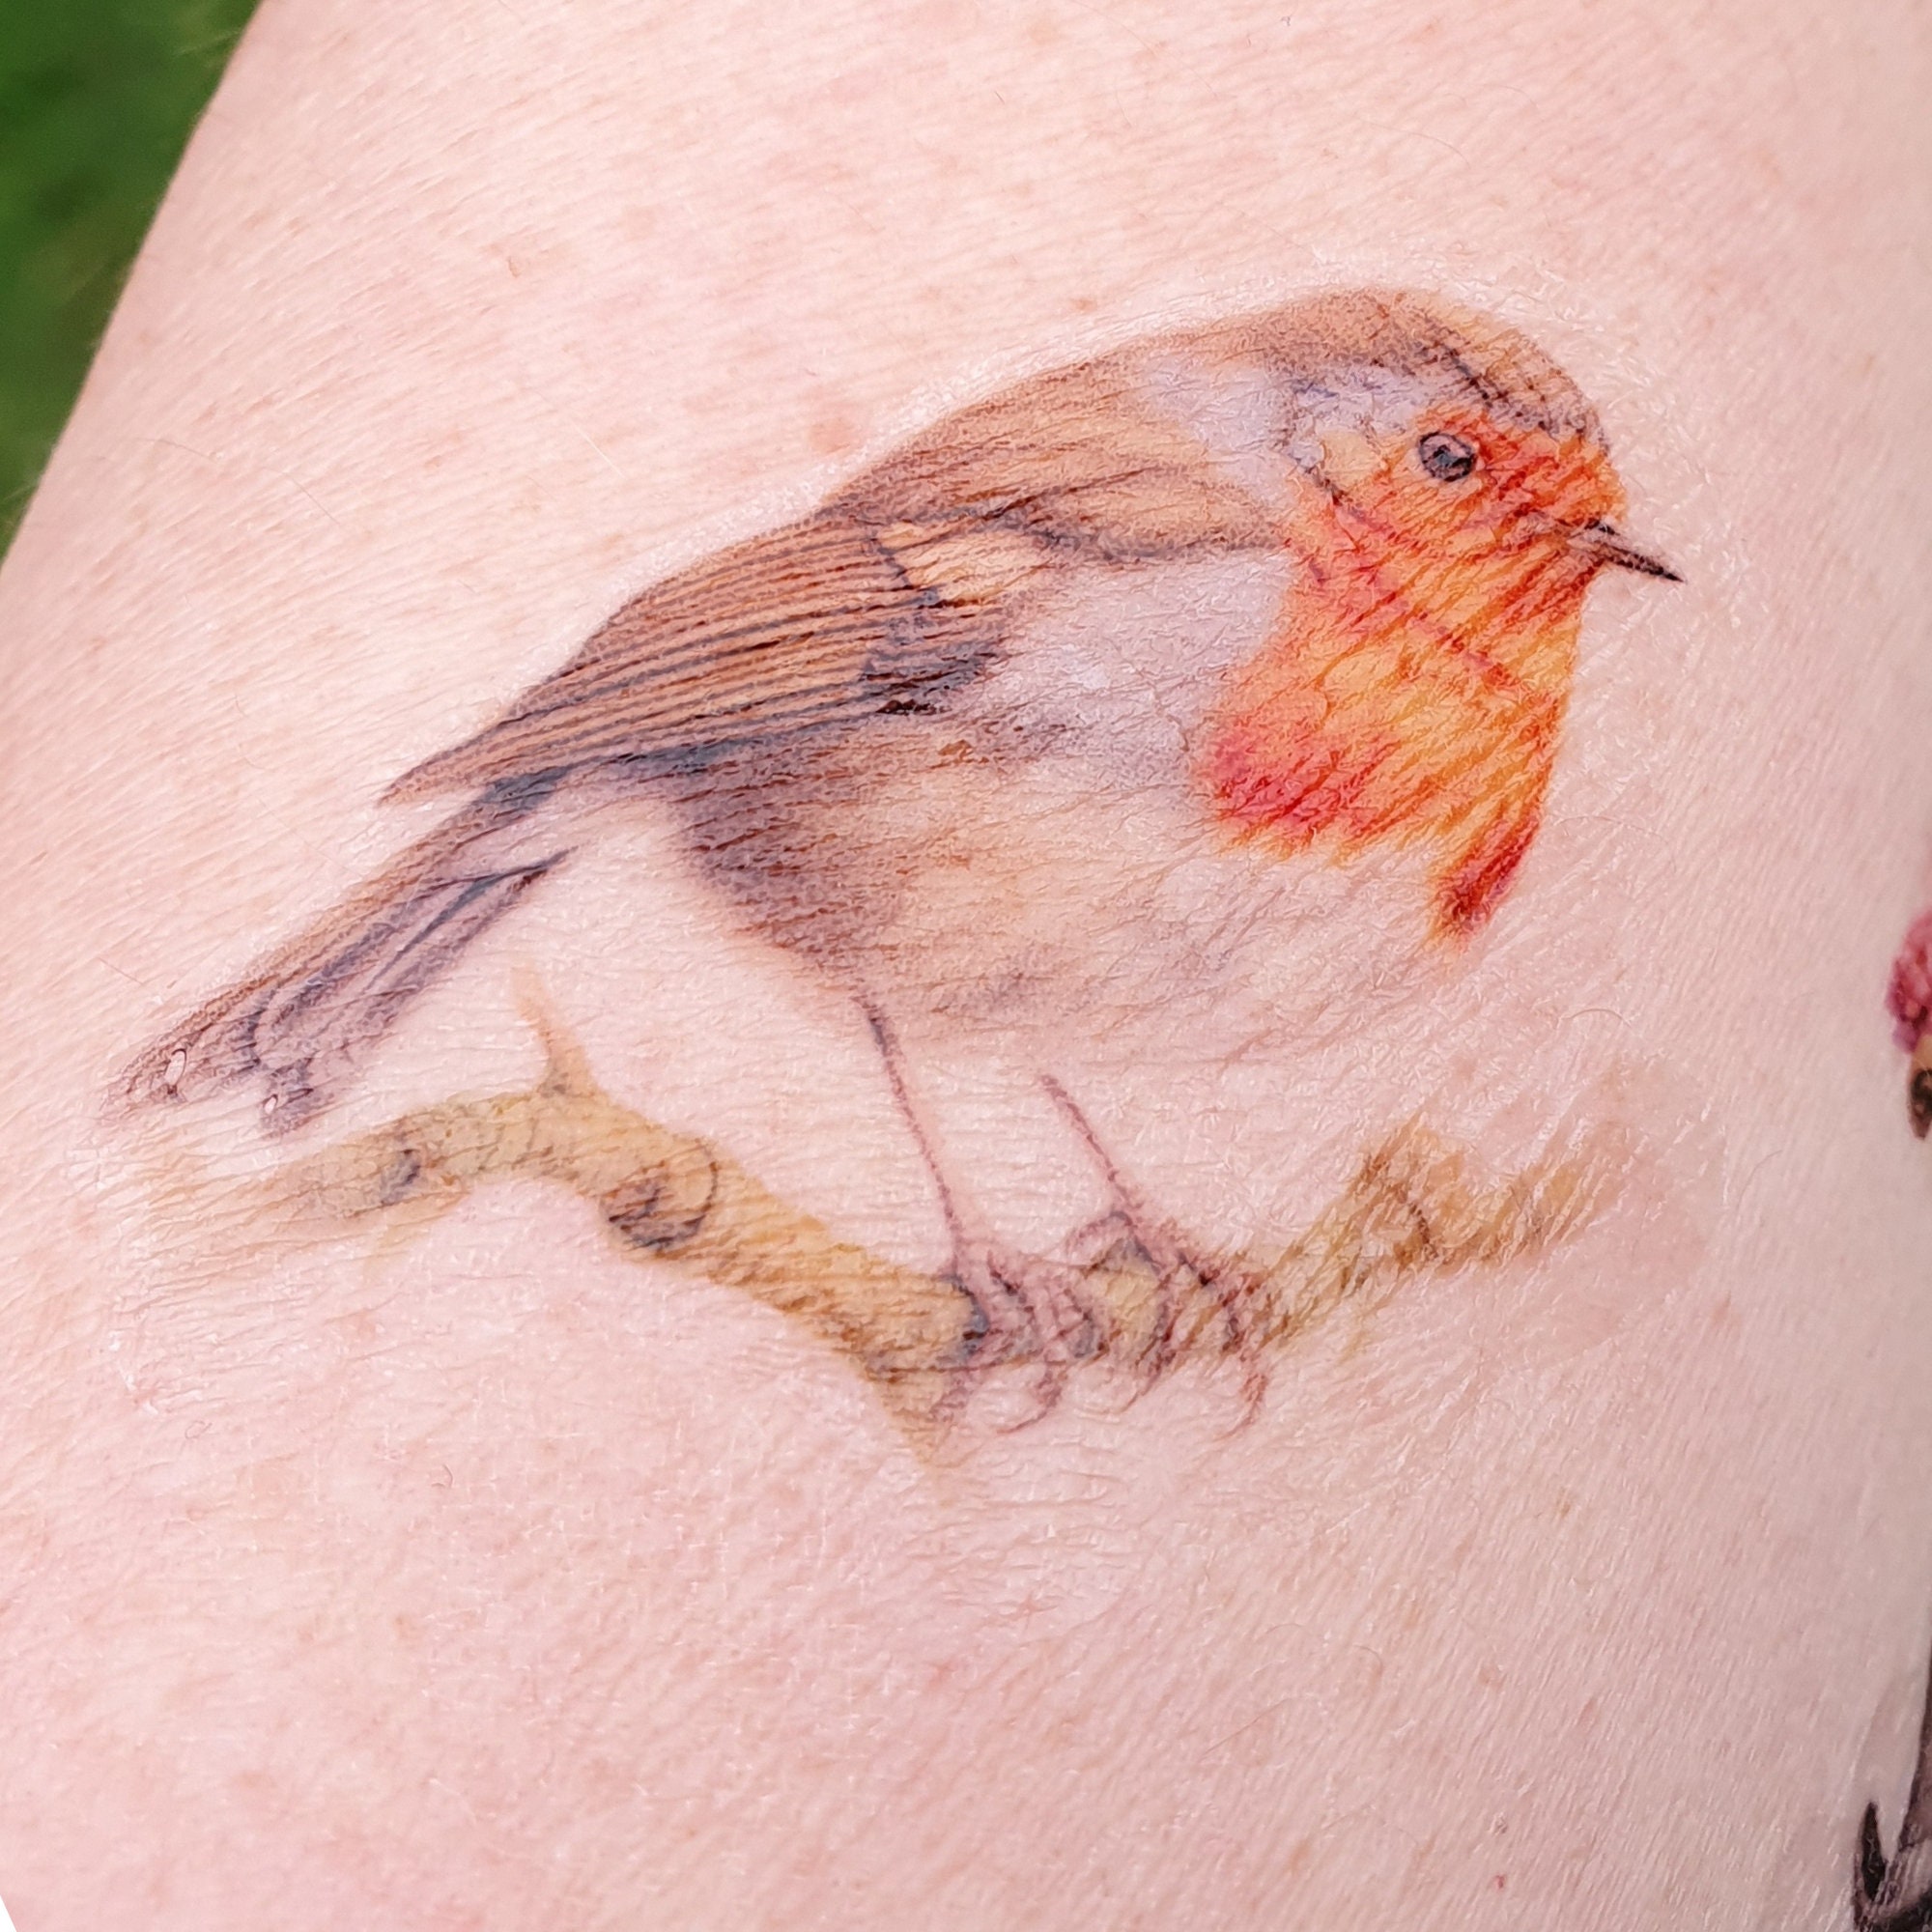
[1886,909,1932,1139]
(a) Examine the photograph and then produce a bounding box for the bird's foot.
[1064,1209,1183,1378]
[1065,1210,1266,1409]
[949,1245,1103,1417]
[1065,1209,1241,1361]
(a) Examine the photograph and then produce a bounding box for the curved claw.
[942,1245,1104,1422]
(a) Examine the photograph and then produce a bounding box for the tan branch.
[275,1016,1620,1432]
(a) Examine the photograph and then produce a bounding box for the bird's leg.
[1039,1073,1254,1378]
[863,1008,1097,1384]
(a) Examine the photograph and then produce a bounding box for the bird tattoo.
[123,288,1677,1365]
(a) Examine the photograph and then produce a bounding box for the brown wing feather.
[833,356,1281,556]
[387,514,995,801]
[388,355,1270,805]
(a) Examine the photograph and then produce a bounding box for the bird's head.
[1249,292,1678,663]
[1193,290,1678,933]
[1307,396,1671,581]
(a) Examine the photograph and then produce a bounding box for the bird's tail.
[120,799,568,1134]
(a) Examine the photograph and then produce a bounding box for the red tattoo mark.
[1887,909,1932,1138]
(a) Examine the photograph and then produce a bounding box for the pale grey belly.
[658,547,1435,1060]
[660,704,1435,1067]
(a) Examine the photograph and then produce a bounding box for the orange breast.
[1200,512,1591,940]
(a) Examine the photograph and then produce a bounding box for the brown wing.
[389,351,1274,804]
[832,355,1282,558]
[386,513,1010,802]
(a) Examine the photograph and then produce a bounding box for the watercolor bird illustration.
[125,288,1677,1366]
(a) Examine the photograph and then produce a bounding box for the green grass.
[0,0,258,552]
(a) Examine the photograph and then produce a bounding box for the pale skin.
[0,0,1927,1926]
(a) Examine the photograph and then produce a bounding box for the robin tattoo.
[123,287,1678,1365]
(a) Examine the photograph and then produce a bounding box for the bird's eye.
[1417,431,1478,483]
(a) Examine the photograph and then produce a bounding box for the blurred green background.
[0,0,259,554]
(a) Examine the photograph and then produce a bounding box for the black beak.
[1568,519,1681,581]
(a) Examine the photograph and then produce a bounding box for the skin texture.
[0,1,1926,1927]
